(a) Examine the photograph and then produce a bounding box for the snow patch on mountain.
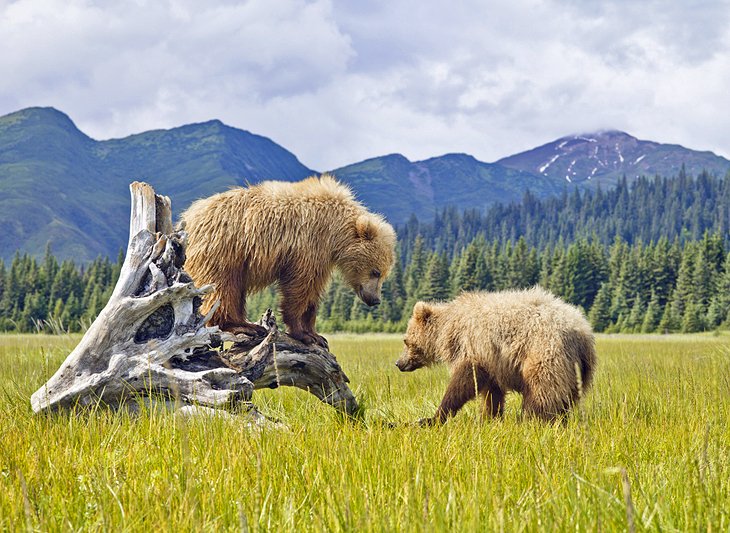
[616,143,624,163]
[565,159,577,182]
[539,154,560,174]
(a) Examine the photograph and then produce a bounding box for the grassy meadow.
[1,332,729,531]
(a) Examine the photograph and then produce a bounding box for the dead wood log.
[30,182,358,418]
[223,311,358,414]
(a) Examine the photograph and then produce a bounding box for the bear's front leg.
[280,282,329,349]
[429,362,482,425]
[300,303,329,349]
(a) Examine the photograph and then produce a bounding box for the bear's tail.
[576,334,597,395]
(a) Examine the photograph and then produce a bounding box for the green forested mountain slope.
[330,152,564,224]
[0,107,314,261]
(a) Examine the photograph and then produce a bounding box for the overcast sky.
[2,0,729,169]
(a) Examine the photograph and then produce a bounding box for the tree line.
[0,249,122,333]
[398,168,730,261]
[2,170,729,334]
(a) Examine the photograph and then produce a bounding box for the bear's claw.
[223,322,268,339]
[310,333,330,350]
[289,330,329,350]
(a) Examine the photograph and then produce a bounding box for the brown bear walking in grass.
[180,174,396,348]
[395,287,596,424]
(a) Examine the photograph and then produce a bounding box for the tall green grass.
[1,333,729,531]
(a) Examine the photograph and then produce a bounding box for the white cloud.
[1,0,729,169]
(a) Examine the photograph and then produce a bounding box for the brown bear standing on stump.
[395,287,596,424]
[180,174,396,348]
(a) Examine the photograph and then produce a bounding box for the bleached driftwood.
[30,182,357,418]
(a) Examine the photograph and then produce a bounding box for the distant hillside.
[330,153,564,225]
[0,107,314,262]
[2,107,729,262]
[497,130,730,186]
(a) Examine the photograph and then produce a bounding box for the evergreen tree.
[563,239,607,310]
[641,290,661,333]
[588,283,612,332]
[404,236,427,297]
[506,237,538,289]
[331,277,355,323]
[649,238,677,307]
[379,248,406,323]
[51,298,65,321]
[20,292,45,331]
[670,243,696,321]
[625,294,645,333]
[83,284,105,323]
[609,279,630,324]
[40,244,59,297]
[548,249,569,301]
[62,293,83,332]
[691,239,715,310]
[419,253,451,302]
[705,297,725,329]
[349,297,370,322]
[657,302,679,333]
[681,302,706,333]
[707,251,730,326]
[538,244,554,288]
[452,238,489,294]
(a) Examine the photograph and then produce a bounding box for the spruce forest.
[1,170,729,335]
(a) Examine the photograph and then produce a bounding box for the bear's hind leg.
[478,373,505,421]
[521,380,572,423]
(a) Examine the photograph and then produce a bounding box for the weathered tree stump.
[30,182,357,418]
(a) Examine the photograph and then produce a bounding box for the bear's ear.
[355,214,378,241]
[413,301,433,323]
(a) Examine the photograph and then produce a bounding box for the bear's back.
[253,174,357,207]
[181,174,357,227]
[454,287,589,334]
[447,287,593,368]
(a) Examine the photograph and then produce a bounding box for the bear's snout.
[357,279,382,307]
[365,295,381,306]
[395,356,417,372]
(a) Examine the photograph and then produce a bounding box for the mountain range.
[1,107,729,262]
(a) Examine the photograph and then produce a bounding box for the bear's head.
[395,301,442,371]
[339,213,396,307]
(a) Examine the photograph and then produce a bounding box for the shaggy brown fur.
[180,174,396,347]
[395,287,596,423]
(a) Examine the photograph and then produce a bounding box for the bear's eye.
[371,269,381,279]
